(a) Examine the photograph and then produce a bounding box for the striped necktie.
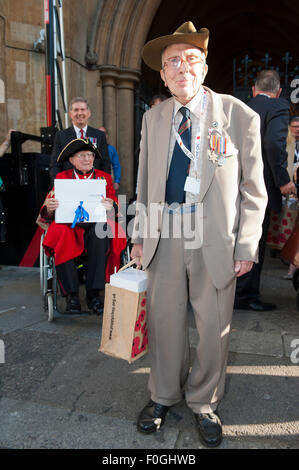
[165,106,191,205]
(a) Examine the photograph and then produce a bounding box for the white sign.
[54,179,107,224]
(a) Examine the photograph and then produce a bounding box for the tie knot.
[180,107,190,120]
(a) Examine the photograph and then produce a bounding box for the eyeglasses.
[75,152,95,160]
[163,55,204,70]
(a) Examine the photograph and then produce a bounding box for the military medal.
[88,137,97,147]
[208,129,228,166]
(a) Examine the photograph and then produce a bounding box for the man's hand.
[45,197,59,215]
[280,181,296,196]
[131,243,143,267]
[234,260,254,277]
[293,164,299,184]
[101,196,114,213]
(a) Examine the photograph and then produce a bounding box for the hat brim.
[142,29,209,72]
[57,138,101,163]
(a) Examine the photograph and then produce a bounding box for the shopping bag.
[267,197,298,250]
[99,258,148,363]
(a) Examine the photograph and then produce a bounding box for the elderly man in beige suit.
[131,22,267,447]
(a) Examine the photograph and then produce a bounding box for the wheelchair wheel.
[40,235,49,297]
[46,292,54,322]
[121,244,131,267]
[40,233,45,295]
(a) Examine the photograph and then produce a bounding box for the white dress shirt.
[168,87,209,204]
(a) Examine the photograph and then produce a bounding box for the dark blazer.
[248,95,290,213]
[49,125,111,184]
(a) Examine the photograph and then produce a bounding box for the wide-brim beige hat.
[142,21,209,71]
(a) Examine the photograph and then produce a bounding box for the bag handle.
[118,257,142,272]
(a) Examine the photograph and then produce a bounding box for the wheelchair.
[39,230,131,322]
[40,232,57,322]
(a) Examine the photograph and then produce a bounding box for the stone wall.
[0,0,160,196]
[0,0,100,152]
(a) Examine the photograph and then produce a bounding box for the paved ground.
[0,250,298,452]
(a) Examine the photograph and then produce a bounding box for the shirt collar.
[173,86,204,119]
[73,168,94,177]
[257,93,271,98]
[73,125,88,136]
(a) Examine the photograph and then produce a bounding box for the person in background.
[0,129,15,243]
[49,97,111,185]
[284,116,299,279]
[289,116,299,166]
[234,70,296,310]
[42,139,119,315]
[98,126,121,191]
[149,94,168,108]
[0,129,14,158]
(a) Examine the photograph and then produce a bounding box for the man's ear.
[202,64,208,81]
[160,69,167,87]
[276,87,282,98]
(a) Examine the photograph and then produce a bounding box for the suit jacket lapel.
[199,86,228,202]
[155,90,229,204]
[68,126,76,140]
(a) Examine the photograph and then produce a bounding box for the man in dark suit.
[234,70,296,311]
[49,97,111,184]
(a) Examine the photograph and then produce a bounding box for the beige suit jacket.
[132,86,268,289]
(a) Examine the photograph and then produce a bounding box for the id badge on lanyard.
[172,117,201,195]
[172,92,207,195]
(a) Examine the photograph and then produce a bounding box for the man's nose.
[179,59,189,72]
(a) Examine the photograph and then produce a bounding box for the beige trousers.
[146,211,236,414]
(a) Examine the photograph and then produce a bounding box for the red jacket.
[41,169,127,281]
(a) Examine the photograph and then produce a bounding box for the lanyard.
[172,91,207,172]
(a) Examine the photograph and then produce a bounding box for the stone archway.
[89,0,162,198]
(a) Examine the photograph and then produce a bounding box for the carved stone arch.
[91,0,161,197]
[94,0,161,69]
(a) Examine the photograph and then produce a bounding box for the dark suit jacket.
[49,125,111,184]
[248,95,290,213]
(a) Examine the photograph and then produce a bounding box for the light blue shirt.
[108,144,121,184]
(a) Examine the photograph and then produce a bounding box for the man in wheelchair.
[40,138,125,315]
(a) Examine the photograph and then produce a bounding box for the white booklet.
[54,179,107,224]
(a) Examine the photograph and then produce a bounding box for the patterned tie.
[80,128,84,139]
[165,107,191,205]
[295,141,299,163]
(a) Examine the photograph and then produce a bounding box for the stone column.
[117,68,140,199]
[99,65,119,145]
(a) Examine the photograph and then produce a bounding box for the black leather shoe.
[194,412,222,448]
[65,294,81,314]
[234,300,276,311]
[137,400,170,433]
[86,294,104,315]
